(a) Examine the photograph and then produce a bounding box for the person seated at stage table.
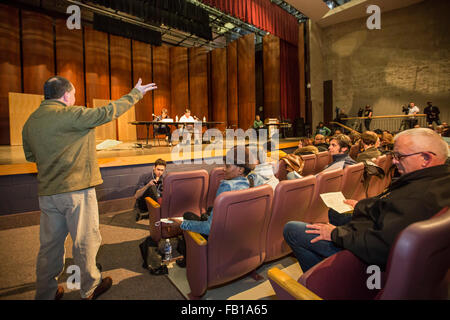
[253,115,265,130]
[154,108,172,146]
[134,158,166,221]
[179,108,201,144]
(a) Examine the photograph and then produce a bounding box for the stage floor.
[0,137,300,175]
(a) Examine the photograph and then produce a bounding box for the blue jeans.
[283,209,352,272]
[283,209,351,273]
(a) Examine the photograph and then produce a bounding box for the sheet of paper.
[96,139,122,150]
[159,217,184,224]
[160,118,173,122]
[319,192,353,214]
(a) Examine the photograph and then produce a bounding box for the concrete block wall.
[309,0,450,128]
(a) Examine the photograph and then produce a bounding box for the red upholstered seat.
[300,154,316,177]
[184,185,273,298]
[205,167,224,210]
[314,151,331,174]
[265,176,316,262]
[341,162,365,199]
[305,168,344,223]
[367,155,387,197]
[146,170,209,243]
[268,207,450,300]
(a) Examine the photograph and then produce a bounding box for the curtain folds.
[202,0,298,45]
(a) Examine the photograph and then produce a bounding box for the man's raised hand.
[134,78,157,95]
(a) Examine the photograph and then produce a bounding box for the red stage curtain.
[280,39,300,122]
[202,0,298,46]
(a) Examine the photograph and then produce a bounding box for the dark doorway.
[323,80,333,125]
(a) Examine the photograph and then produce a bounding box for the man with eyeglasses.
[284,128,449,273]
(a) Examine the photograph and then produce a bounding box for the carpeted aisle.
[0,210,184,300]
[166,255,302,300]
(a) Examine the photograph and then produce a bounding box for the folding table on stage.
[129,121,224,147]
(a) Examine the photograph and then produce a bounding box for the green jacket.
[356,146,381,163]
[22,88,143,196]
[253,120,264,129]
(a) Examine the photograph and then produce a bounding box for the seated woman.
[179,146,259,236]
[247,146,280,191]
[154,108,172,145]
[174,146,261,267]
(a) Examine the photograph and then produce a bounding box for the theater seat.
[268,207,450,300]
[146,170,209,243]
[265,176,316,262]
[341,162,364,199]
[314,151,331,174]
[184,185,273,299]
[300,154,316,176]
[205,167,225,210]
[367,155,387,197]
[383,154,394,189]
[304,168,344,223]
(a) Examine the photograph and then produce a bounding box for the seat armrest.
[146,196,160,209]
[184,230,208,298]
[146,197,162,242]
[186,230,208,246]
[268,268,322,300]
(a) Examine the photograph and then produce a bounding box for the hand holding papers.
[320,192,354,213]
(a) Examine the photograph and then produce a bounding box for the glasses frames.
[390,151,436,161]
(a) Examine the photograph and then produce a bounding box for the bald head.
[395,128,448,161]
[393,128,448,174]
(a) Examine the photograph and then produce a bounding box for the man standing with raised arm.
[22,76,157,300]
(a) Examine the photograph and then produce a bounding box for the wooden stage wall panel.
[9,93,43,146]
[93,99,116,141]
[0,4,21,145]
[238,34,256,130]
[211,48,227,131]
[263,34,281,119]
[84,26,110,108]
[170,47,189,119]
[132,40,153,140]
[227,40,238,129]
[298,23,306,120]
[189,47,208,121]
[110,35,135,141]
[153,46,171,117]
[21,11,54,95]
[55,18,85,106]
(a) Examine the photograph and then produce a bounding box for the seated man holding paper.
[283,128,449,273]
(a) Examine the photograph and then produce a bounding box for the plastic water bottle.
[203,116,206,122]
[164,239,172,262]
[175,115,179,122]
